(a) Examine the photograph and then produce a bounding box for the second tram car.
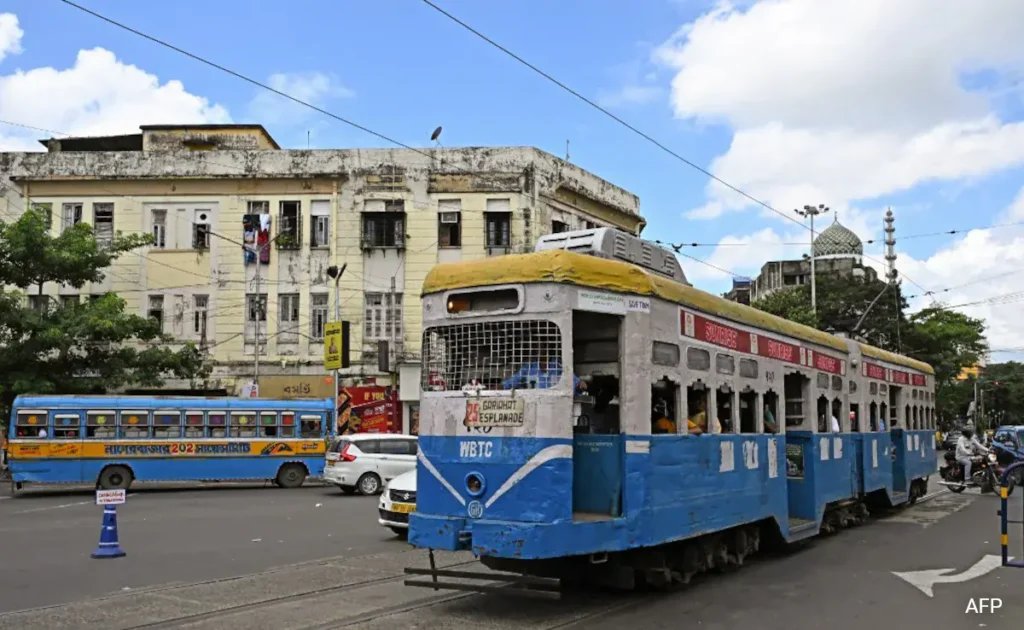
[406,228,937,592]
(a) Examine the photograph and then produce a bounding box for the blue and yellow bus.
[5,395,335,491]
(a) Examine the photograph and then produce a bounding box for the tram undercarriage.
[404,480,931,598]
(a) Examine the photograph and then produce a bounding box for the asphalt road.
[0,482,401,613]
[1,452,1021,629]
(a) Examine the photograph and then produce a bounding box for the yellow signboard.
[324,321,343,370]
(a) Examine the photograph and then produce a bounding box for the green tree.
[974,362,1024,428]
[753,274,907,351]
[902,306,987,398]
[0,209,210,422]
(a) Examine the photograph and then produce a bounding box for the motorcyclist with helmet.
[956,427,990,484]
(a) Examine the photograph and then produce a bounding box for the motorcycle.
[938,450,1000,494]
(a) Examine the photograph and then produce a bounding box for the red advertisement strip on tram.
[911,373,927,386]
[863,362,887,381]
[680,309,845,373]
[891,369,910,385]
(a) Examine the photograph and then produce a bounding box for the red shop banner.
[336,385,399,434]
[680,309,845,375]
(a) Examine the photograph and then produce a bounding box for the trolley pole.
[795,204,830,317]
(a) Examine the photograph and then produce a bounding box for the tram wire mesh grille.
[421,320,563,391]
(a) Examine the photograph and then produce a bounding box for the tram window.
[761,392,779,434]
[880,403,888,429]
[686,347,711,371]
[300,415,323,438]
[260,412,278,437]
[14,411,48,438]
[86,411,116,438]
[184,411,204,437]
[784,373,807,428]
[831,376,842,391]
[651,378,680,434]
[154,412,182,438]
[912,406,919,429]
[715,353,735,375]
[880,384,888,396]
[849,380,857,394]
[817,373,830,390]
[912,390,918,400]
[686,384,709,435]
[869,382,878,395]
[716,388,735,434]
[230,412,257,438]
[652,341,680,367]
[869,402,878,431]
[816,396,830,432]
[446,288,520,314]
[830,399,842,433]
[119,410,150,438]
[902,404,909,428]
[926,407,932,429]
[739,390,758,433]
[52,414,80,439]
[739,358,758,379]
[850,403,860,432]
[280,412,296,437]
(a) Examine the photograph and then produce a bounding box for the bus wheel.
[98,466,133,490]
[276,464,307,489]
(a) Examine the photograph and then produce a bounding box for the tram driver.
[502,350,587,395]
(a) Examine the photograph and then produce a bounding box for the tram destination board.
[465,397,525,428]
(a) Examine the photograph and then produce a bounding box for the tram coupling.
[404,550,562,599]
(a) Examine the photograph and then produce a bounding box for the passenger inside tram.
[817,396,829,432]
[686,386,709,435]
[850,404,860,432]
[651,379,678,434]
[831,399,842,432]
[763,392,779,434]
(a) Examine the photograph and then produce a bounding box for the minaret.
[884,208,897,284]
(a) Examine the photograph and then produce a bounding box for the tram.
[405,228,936,593]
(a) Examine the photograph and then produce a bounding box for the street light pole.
[795,204,830,317]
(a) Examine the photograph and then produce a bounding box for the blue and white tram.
[407,228,937,591]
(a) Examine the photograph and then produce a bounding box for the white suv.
[323,433,417,495]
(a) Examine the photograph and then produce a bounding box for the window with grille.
[193,295,208,338]
[279,294,299,342]
[193,209,212,249]
[421,320,563,391]
[310,293,328,340]
[148,295,164,329]
[364,293,402,341]
[362,201,405,248]
[247,294,267,322]
[278,201,301,249]
[151,209,167,248]
[93,203,114,247]
[552,220,569,234]
[485,201,511,248]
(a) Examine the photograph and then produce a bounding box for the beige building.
[0,124,643,417]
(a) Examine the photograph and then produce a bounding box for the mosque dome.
[812,216,863,258]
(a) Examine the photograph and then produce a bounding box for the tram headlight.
[465,472,486,497]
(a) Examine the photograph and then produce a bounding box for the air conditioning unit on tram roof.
[535,227,689,285]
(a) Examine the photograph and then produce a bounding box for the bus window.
[15,410,48,438]
[231,412,257,438]
[280,413,296,437]
[260,412,278,437]
[300,415,322,438]
[739,389,757,434]
[651,378,679,435]
[86,411,116,438]
[154,412,182,438]
[208,412,227,438]
[686,383,708,435]
[716,386,734,434]
[763,391,780,434]
[184,411,204,438]
[53,414,80,439]
[120,411,150,439]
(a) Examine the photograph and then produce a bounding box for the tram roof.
[423,250,934,375]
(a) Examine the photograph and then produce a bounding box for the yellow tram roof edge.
[422,250,934,376]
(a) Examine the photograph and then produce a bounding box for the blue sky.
[2,0,1024,352]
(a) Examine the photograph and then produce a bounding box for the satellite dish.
[430,126,442,142]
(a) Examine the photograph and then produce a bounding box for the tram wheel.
[98,465,133,491]
[276,464,307,489]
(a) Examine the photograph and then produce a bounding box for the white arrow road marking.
[892,555,1009,597]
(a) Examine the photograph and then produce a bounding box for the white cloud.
[657,0,1024,221]
[247,72,353,125]
[0,47,230,150]
[0,13,23,64]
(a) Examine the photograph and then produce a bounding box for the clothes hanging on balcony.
[242,214,271,265]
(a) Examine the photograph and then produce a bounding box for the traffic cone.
[91,505,126,559]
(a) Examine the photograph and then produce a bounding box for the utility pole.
[795,204,830,316]
[389,275,397,372]
[250,231,283,393]
[327,263,348,407]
